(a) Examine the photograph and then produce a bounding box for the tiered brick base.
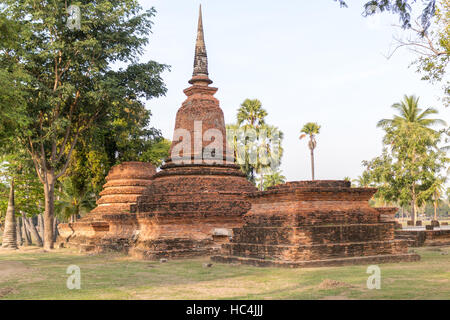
[395,229,450,247]
[58,162,156,252]
[127,163,256,259]
[212,181,420,268]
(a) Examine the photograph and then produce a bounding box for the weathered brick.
[212,181,420,267]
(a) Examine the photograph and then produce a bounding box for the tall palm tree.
[232,99,270,184]
[300,122,321,180]
[237,99,268,128]
[377,95,446,130]
[377,95,447,224]
[2,179,17,249]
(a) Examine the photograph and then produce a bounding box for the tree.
[0,1,168,249]
[0,14,28,148]
[0,153,45,246]
[237,99,268,129]
[55,179,96,223]
[334,0,438,31]
[353,172,373,187]
[227,99,283,187]
[420,175,447,221]
[1,178,16,249]
[364,95,448,223]
[262,170,286,190]
[387,0,449,106]
[378,95,446,129]
[300,122,321,180]
[65,104,171,197]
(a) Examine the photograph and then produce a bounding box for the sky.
[137,0,449,182]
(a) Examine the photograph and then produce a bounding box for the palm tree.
[55,179,96,223]
[353,172,372,187]
[2,179,17,249]
[300,122,321,180]
[231,99,271,184]
[377,95,446,130]
[237,99,268,128]
[423,177,446,222]
[377,95,447,224]
[262,170,286,190]
[256,124,284,190]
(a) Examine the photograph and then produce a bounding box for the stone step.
[222,240,408,262]
[232,224,394,245]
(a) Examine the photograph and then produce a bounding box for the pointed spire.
[189,4,212,85]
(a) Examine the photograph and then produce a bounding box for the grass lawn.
[0,246,449,300]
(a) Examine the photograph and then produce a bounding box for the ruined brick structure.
[127,6,256,259]
[212,181,420,267]
[58,161,156,251]
[395,228,450,247]
[59,7,419,267]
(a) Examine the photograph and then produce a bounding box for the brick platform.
[211,181,420,267]
[395,228,450,247]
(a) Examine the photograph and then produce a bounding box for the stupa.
[120,6,257,259]
[212,181,420,267]
[58,161,156,251]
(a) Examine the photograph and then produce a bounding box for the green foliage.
[65,100,171,196]
[363,95,448,212]
[300,122,321,136]
[335,0,437,30]
[227,99,284,186]
[0,14,29,148]
[377,95,446,129]
[300,122,321,180]
[0,154,44,221]
[0,0,168,179]
[353,172,373,187]
[0,0,169,247]
[55,178,96,222]
[261,170,286,190]
[237,99,268,128]
[411,0,449,106]
[300,122,321,151]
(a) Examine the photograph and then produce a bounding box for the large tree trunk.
[21,213,32,246]
[16,216,23,247]
[43,172,56,250]
[2,180,17,249]
[310,148,315,181]
[24,217,43,247]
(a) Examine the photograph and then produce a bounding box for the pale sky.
[137,0,449,182]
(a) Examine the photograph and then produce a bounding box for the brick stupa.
[123,6,256,259]
[212,181,420,267]
[58,161,156,251]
